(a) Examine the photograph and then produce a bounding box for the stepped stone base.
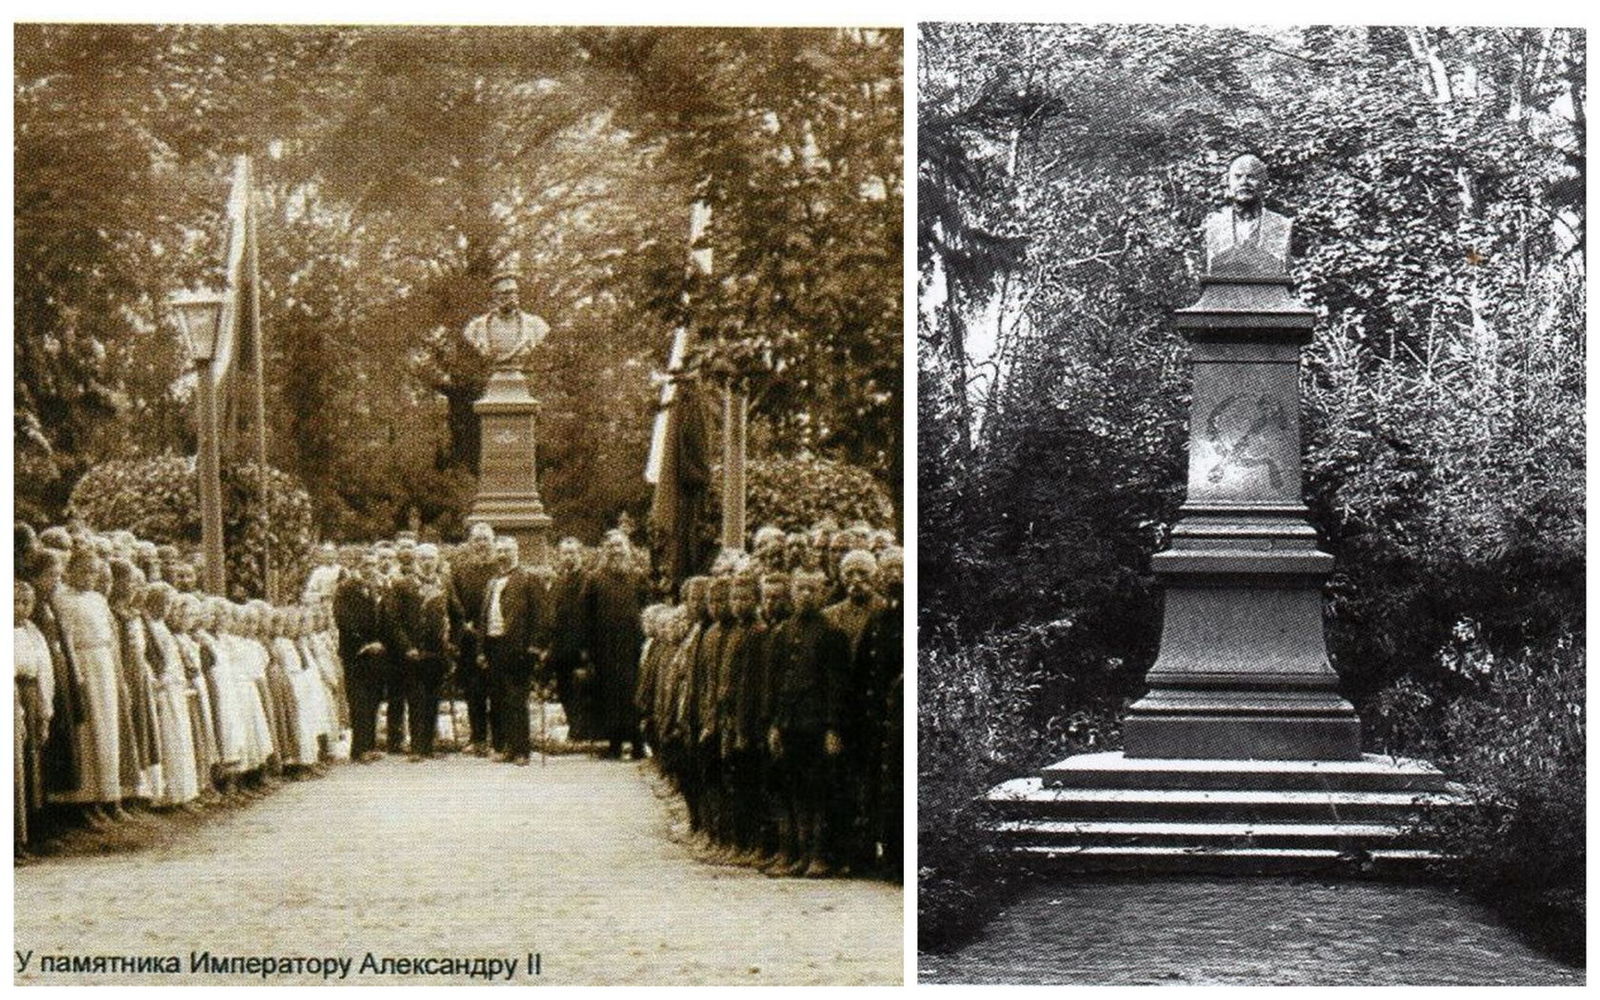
[985,751,1467,875]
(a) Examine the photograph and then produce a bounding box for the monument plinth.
[987,155,1461,873]
[1123,261,1360,760]
[469,368,552,563]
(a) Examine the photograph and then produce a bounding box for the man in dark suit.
[372,542,408,754]
[449,522,498,755]
[581,531,649,759]
[545,537,592,741]
[333,550,389,762]
[479,536,544,766]
[391,543,460,761]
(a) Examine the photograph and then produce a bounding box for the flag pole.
[243,156,273,602]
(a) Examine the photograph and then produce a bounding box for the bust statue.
[462,271,550,369]
[1202,154,1292,277]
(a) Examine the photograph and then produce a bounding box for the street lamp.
[169,288,228,596]
[170,288,227,364]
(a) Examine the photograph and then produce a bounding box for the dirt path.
[14,755,902,985]
[918,877,1581,985]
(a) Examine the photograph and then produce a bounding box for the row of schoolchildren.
[635,525,903,880]
[15,523,348,857]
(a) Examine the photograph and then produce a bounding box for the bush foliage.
[710,455,898,532]
[68,455,315,602]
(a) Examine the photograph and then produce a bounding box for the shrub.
[67,454,314,602]
[918,621,1139,952]
[1401,630,1585,965]
[709,454,897,532]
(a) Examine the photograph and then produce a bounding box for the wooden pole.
[720,386,748,552]
[196,359,227,596]
[244,158,273,601]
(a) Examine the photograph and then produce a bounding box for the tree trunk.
[943,285,972,462]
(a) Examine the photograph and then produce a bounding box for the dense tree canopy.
[15,25,902,542]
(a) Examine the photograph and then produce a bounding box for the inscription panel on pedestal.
[1187,362,1301,504]
[479,413,536,494]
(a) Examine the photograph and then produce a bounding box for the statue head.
[490,271,521,315]
[1225,154,1268,209]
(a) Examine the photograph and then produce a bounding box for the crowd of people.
[308,525,655,767]
[15,523,347,858]
[16,515,903,882]
[639,522,904,881]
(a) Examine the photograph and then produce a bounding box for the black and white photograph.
[13,23,904,985]
[917,22,1583,984]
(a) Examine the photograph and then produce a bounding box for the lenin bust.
[1203,153,1292,278]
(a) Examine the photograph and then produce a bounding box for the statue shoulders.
[1202,204,1293,233]
[1203,205,1293,276]
[517,310,550,346]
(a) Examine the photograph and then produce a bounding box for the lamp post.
[171,289,228,596]
[720,384,748,553]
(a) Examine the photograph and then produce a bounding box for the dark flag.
[647,337,711,593]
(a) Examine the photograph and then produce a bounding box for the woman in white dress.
[295,607,344,756]
[142,584,201,809]
[309,603,352,746]
[193,599,250,787]
[50,548,124,823]
[169,595,222,796]
[227,601,278,774]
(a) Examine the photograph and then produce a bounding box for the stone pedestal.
[983,269,1467,873]
[469,368,552,564]
[1123,273,1360,761]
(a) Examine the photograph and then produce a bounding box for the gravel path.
[14,754,902,985]
[919,877,1582,985]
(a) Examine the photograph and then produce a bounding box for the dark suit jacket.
[451,557,497,631]
[391,575,461,659]
[333,578,387,671]
[768,610,850,735]
[479,567,544,679]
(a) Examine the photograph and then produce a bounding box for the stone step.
[1040,751,1451,793]
[987,777,1464,823]
[1006,844,1441,876]
[990,819,1423,851]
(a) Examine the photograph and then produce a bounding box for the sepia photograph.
[13,23,903,985]
[917,22,1583,985]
